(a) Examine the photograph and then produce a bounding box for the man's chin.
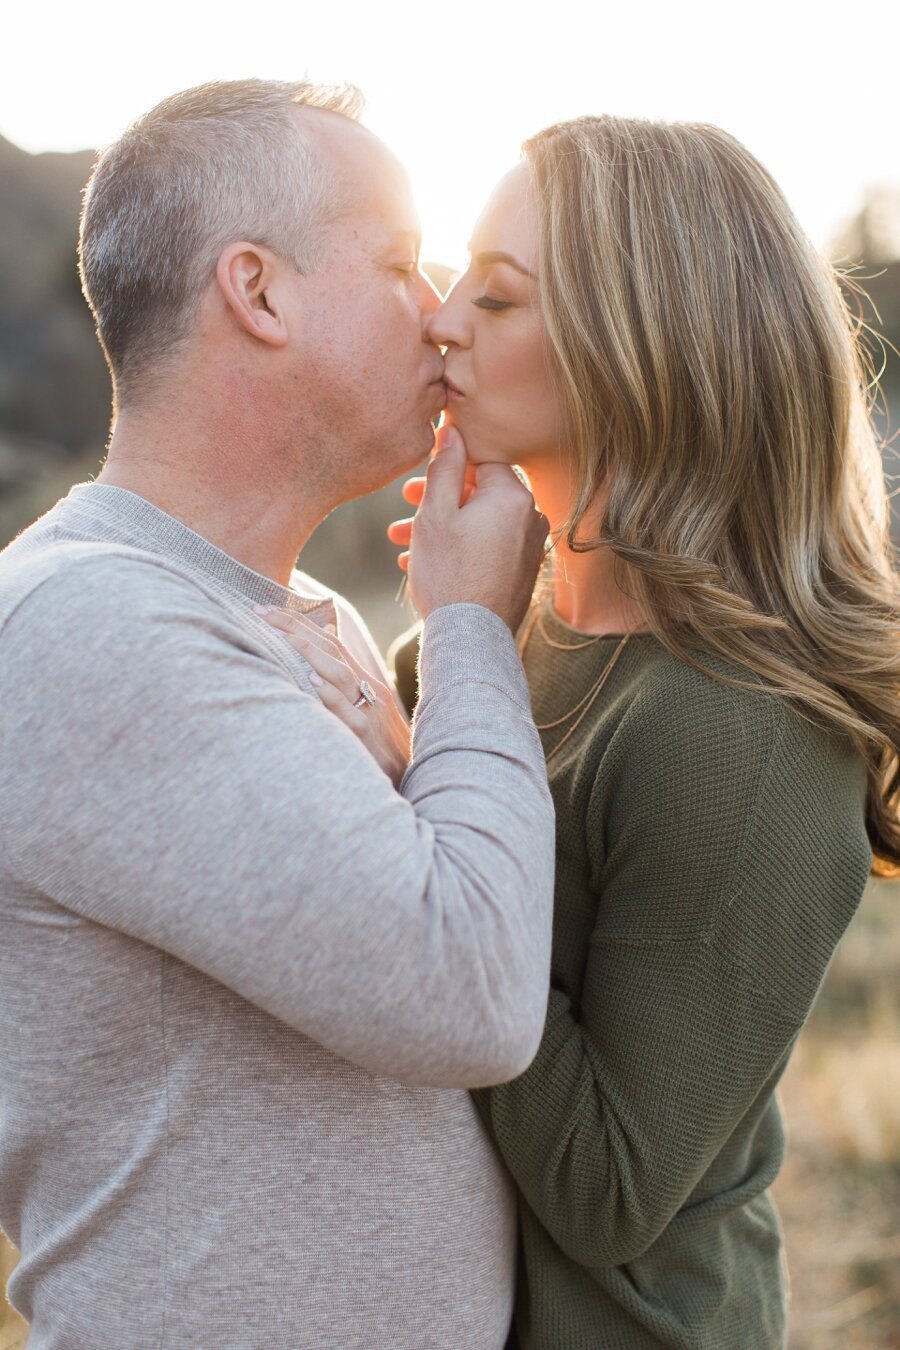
[354,434,435,498]
[409,418,441,465]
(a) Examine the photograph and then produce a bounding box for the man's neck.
[99,410,325,587]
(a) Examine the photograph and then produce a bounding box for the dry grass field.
[772,877,900,1348]
[1,886,897,1349]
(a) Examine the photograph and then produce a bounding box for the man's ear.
[215,242,290,348]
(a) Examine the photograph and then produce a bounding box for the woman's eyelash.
[473,296,511,311]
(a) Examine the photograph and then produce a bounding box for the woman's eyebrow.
[472,250,536,279]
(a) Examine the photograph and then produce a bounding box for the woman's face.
[428,163,565,467]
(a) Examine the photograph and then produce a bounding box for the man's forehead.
[300,109,414,218]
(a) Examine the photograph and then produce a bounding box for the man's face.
[286,117,446,502]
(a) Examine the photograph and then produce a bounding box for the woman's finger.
[257,607,336,647]
[258,610,364,698]
[311,676,370,733]
[397,551,409,572]
[293,636,365,703]
[259,608,350,664]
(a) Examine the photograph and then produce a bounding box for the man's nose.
[416,268,443,321]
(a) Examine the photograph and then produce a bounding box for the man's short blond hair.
[78,79,363,405]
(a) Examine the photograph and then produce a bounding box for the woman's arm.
[474,942,799,1267]
[474,677,871,1267]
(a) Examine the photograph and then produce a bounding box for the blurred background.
[1,1,898,1346]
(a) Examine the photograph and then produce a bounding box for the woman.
[265,117,900,1348]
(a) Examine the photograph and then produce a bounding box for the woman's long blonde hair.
[523,116,900,875]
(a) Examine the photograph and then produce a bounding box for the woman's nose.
[426,288,469,349]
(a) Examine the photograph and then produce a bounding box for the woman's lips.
[444,377,464,401]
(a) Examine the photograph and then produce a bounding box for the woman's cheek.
[459,399,530,466]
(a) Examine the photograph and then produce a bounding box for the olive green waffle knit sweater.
[394,604,871,1349]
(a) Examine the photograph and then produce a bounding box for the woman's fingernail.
[252,603,272,614]
[323,622,337,636]
[308,672,324,686]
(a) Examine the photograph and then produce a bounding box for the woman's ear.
[215,241,290,348]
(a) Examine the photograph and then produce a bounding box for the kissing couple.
[0,78,897,1350]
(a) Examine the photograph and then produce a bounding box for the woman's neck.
[527,460,646,636]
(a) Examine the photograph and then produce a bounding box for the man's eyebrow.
[388,230,422,251]
[471,250,535,279]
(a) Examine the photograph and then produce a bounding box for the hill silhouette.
[0,135,110,462]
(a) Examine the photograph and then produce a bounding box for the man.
[0,81,554,1348]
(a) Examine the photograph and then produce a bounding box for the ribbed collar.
[62,482,335,622]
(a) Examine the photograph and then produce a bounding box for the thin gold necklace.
[519,601,630,764]
[535,603,609,650]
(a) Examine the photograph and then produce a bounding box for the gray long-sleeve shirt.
[0,483,555,1349]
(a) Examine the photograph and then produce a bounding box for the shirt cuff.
[418,603,532,716]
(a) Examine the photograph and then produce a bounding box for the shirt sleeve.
[473,674,870,1266]
[388,621,423,720]
[0,554,555,1088]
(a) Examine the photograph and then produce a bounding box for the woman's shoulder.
[595,639,869,881]
[615,639,857,785]
[590,643,871,991]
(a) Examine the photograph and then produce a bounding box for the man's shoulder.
[291,568,391,683]
[0,518,216,642]
[291,568,337,605]
[291,569,363,631]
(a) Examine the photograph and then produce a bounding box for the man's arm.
[388,622,423,719]
[0,553,554,1088]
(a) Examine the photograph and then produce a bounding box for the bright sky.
[3,0,898,269]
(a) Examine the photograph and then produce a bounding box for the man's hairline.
[286,105,384,249]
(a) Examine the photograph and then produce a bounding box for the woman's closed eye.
[473,295,512,311]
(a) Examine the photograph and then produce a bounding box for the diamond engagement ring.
[353,680,377,710]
